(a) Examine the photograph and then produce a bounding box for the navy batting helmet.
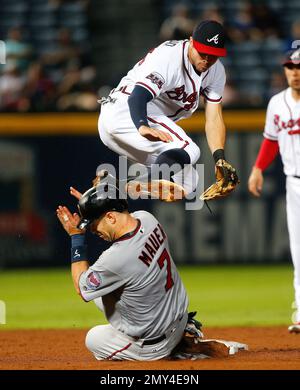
[77,183,128,230]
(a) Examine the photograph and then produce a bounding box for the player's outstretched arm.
[199,102,239,201]
[204,102,225,154]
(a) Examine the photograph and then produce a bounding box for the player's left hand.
[214,159,239,187]
[56,205,84,235]
[200,159,239,201]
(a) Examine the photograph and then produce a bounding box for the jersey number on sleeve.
[157,248,174,292]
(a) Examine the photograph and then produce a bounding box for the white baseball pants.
[85,312,188,361]
[98,91,200,194]
[286,176,300,322]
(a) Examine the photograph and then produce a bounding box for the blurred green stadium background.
[0,265,294,329]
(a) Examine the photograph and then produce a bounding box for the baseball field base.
[172,337,248,360]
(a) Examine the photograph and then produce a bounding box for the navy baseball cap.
[282,48,300,66]
[192,20,227,57]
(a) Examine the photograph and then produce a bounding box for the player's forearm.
[128,85,153,129]
[204,103,226,155]
[56,207,90,296]
[205,116,226,155]
[72,261,89,295]
[70,234,89,295]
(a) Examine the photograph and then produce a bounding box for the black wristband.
[213,149,225,163]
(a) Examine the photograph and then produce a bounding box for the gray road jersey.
[79,210,188,339]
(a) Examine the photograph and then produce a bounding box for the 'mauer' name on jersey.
[138,223,166,266]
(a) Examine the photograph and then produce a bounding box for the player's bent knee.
[99,126,113,146]
[85,326,118,360]
[85,328,95,352]
[85,326,103,354]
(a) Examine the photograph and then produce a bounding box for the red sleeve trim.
[136,82,157,98]
[255,138,279,171]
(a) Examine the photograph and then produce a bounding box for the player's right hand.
[139,125,173,143]
[248,167,264,197]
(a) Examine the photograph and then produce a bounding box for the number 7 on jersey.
[157,248,174,292]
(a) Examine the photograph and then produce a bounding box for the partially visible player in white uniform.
[248,48,300,333]
[56,183,192,360]
[98,20,238,198]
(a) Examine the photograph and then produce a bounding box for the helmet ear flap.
[77,218,90,230]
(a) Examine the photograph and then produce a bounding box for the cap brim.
[193,40,227,57]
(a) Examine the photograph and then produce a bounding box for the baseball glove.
[200,159,239,201]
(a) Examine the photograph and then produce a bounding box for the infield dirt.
[0,326,299,370]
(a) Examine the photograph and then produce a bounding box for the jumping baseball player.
[56,183,193,360]
[248,48,300,333]
[97,20,238,201]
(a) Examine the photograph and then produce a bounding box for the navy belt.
[293,176,300,179]
[142,334,166,346]
[142,314,184,346]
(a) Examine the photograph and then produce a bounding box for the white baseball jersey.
[115,39,226,122]
[98,39,225,195]
[263,86,300,324]
[79,210,188,340]
[263,87,300,176]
